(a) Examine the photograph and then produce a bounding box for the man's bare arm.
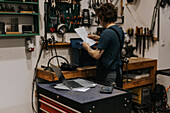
[83,42,104,60]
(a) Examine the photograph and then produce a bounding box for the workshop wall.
[124,0,170,69]
[0,38,34,113]
[0,0,170,113]
[123,0,159,59]
[158,7,170,69]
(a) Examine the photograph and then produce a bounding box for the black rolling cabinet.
[37,81,132,113]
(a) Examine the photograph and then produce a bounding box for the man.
[82,3,124,87]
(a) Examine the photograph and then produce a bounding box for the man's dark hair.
[95,3,118,23]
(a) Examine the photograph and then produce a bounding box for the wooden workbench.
[122,57,157,89]
[36,57,157,89]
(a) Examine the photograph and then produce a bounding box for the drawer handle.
[40,108,50,113]
[39,94,81,113]
[39,99,67,113]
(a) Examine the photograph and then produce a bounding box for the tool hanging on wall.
[116,0,124,25]
[135,26,153,57]
[135,26,138,52]
[142,28,146,57]
[127,28,134,42]
[46,0,81,33]
[135,26,141,52]
[150,0,160,41]
[138,27,143,55]
[48,35,60,66]
[82,9,91,26]
[146,28,150,50]
[44,0,49,50]
[135,26,142,54]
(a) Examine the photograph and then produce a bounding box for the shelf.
[47,41,98,48]
[0,33,39,37]
[0,1,38,4]
[123,77,154,89]
[0,12,39,15]
[135,34,158,41]
[48,42,71,48]
[0,0,39,37]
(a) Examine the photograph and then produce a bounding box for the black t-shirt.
[97,25,124,71]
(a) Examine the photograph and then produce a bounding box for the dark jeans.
[96,61,123,87]
[115,66,123,88]
[105,71,117,86]
[105,67,123,87]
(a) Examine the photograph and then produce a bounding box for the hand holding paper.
[74,27,96,46]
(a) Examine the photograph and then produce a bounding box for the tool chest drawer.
[39,94,81,113]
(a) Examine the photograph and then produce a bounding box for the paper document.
[75,27,96,46]
[54,83,91,92]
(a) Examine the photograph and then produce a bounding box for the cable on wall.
[31,36,45,113]
[150,0,160,41]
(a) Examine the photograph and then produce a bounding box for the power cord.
[51,35,60,66]
[46,55,77,71]
[31,36,76,113]
[31,36,45,113]
[47,55,69,68]
[48,38,53,56]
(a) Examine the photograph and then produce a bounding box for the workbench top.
[36,57,157,89]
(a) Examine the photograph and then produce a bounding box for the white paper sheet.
[74,27,96,46]
[54,83,71,90]
[54,83,90,92]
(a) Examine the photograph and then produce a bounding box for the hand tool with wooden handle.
[147,28,150,49]
[139,27,143,55]
[135,26,139,52]
[142,28,146,57]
